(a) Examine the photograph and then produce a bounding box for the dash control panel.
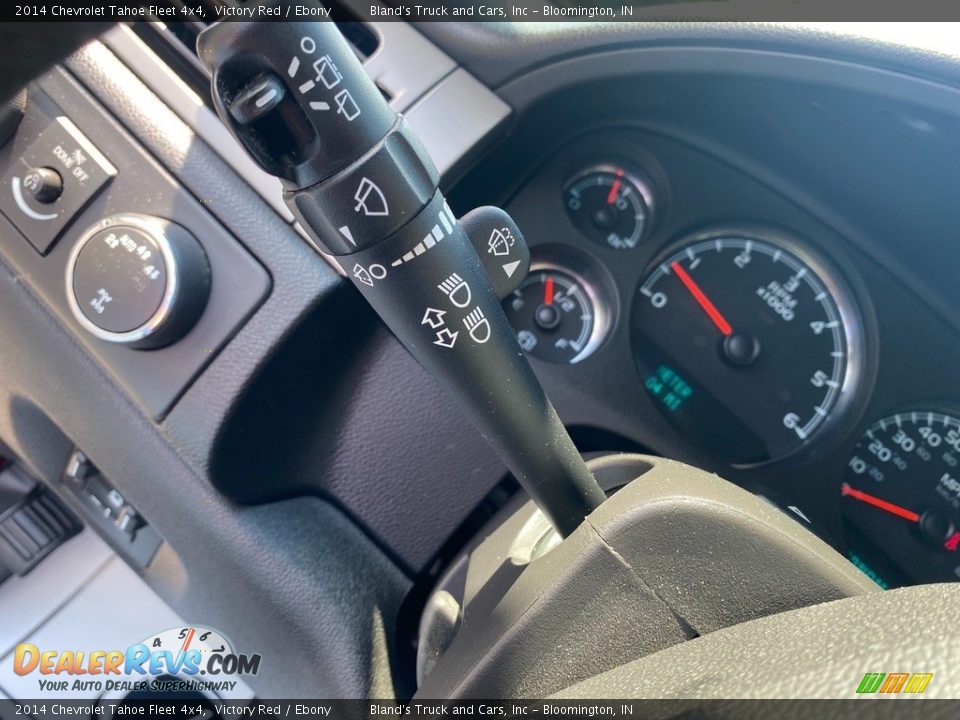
[66,214,211,349]
[0,116,116,254]
[0,72,270,419]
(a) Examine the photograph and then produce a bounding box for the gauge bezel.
[563,162,656,250]
[633,225,868,468]
[518,260,613,365]
[65,213,180,345]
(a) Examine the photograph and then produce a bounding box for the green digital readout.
[644,364,693,412]
[848,553,890,590]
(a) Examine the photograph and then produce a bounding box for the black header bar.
[6,0,960,22]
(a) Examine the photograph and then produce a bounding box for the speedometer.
[843,410,960,587]
[631,231,864,465]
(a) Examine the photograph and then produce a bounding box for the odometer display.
[632,233,862,465]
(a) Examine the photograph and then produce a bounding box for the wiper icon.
[353,177,389,217]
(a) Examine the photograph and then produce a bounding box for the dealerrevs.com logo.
[13,626,261,694]
[856,672,934,695]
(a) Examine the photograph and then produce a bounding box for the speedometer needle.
[670,261,733,336]
[841,482,920,522]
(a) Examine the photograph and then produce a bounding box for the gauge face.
[842,411,960,587]
[504,265,605,364]
[564,164,652,250]
[147,626,233,655]
[632,234,862,465]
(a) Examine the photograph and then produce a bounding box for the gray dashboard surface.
[555,583,960,699]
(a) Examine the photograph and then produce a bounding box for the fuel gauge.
[504,263,609,364]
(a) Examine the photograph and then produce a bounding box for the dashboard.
[496,125,960,590]
[3,13,960,700]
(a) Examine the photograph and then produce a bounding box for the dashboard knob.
[66,214,210,349]
[22,166,63,203]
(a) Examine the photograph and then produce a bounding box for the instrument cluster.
[503,129,960,589]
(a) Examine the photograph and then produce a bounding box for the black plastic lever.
[198,3,606,535]
[340,193,599,533]
[199,8,394,190]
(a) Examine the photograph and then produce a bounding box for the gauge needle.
[544,276,555,305]
[945,532,960,552]
[606,169,624,205]
[841,482,920,522]
[670,261,733,336]
[180,627,196,652]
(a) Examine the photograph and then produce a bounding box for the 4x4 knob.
[66,214,210,349]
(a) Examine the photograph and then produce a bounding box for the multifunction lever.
[198,1,606,535]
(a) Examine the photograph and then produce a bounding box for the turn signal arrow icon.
[421,307,446,329]
[434,328,458,349]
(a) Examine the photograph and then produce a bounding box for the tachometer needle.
[544,276,555,305]
[841,482,920,522]
[670,261,733,336]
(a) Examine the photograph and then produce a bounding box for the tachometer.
[631,231,863,465]
[842,410,960,587]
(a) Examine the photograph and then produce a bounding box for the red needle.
[841,483,920,522]
[544,276,554,305]
[670,261,733,336]
[180,627,196,653]
[945,532,960,552]
[606,173,623,205]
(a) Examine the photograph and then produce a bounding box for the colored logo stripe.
[856,672,933,694]
[903,673,934,694]
[879,673,910,693]
[856,673,885,694]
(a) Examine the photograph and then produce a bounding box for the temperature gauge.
[564,164,654,250]
[504,264,608,364]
